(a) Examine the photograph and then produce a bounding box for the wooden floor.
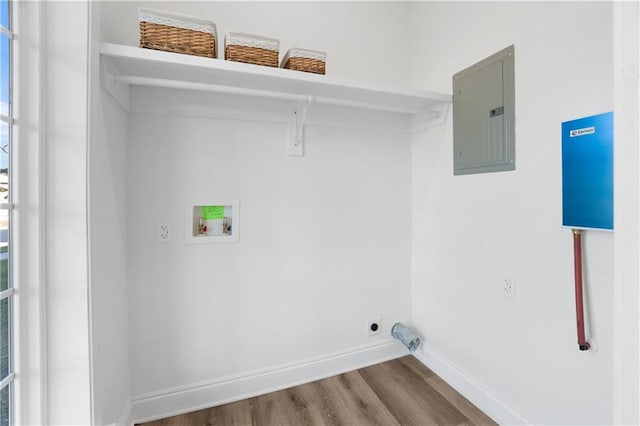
[141,356,496,426]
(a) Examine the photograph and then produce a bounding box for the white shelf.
[100,43,452,154]
[101,43,450,114]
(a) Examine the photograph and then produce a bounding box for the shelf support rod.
[113,74,309,103]
[108,74,431,115]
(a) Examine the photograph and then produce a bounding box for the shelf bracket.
[288,96,313,156]
[101,57,130,111]
[410,102,451,134]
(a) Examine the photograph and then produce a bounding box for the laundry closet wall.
[409,2,615,424]
[98,2,414,421]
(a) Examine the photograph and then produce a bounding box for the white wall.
[88,2,132,425]
[43,1,92,424]
[125,89,412,417]
[95,1,416,420]
[99,1,410,86]
[409,2,615,424]
[613,2,640,424]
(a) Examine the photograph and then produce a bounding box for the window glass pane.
[0,211,6,293]
[0,122,7,296]
[0,2,9,425]
[0,297,8,381]
[0,1,7,31]
[0,34,7,117]
[0,379,8,426]
[0,122,6,192]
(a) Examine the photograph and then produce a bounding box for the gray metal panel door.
[453,46,515,175]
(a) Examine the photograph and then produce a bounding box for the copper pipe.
[572,229,590,351]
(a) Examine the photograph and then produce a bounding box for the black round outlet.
[370,323,379,332]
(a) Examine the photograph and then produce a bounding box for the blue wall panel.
[561,112,613,230]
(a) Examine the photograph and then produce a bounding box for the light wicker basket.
[225,32,279,67]
[139,8,217,58]
[281,48,326,75]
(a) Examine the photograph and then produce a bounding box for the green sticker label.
[202,206,225,220]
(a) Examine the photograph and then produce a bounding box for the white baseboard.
[413,343,529,425]
[116,401,132,426]
[130,339,407,424]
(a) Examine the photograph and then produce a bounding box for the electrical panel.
[562,112,614,230]
[453,45,515,175]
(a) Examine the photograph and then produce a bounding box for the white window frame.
[0,2,15,425]
[12,1,46,425]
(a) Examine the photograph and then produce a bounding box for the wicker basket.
[139,8,217,58]
[225,33,279,67]
[281,48,326,75]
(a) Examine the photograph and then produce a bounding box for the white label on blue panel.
[570,127,596,137]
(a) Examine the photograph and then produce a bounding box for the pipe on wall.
[572,229,590,351]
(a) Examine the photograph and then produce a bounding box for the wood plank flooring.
[140,356,496,426]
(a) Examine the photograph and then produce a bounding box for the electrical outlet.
[502,278,515,300]
[367,318,382,336]
[158,223,170,243]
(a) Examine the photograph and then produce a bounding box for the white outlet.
[158,223,170,243]
[367,318,382,336]
[502,278,515,300]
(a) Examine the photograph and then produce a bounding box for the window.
[0,0,12,424]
